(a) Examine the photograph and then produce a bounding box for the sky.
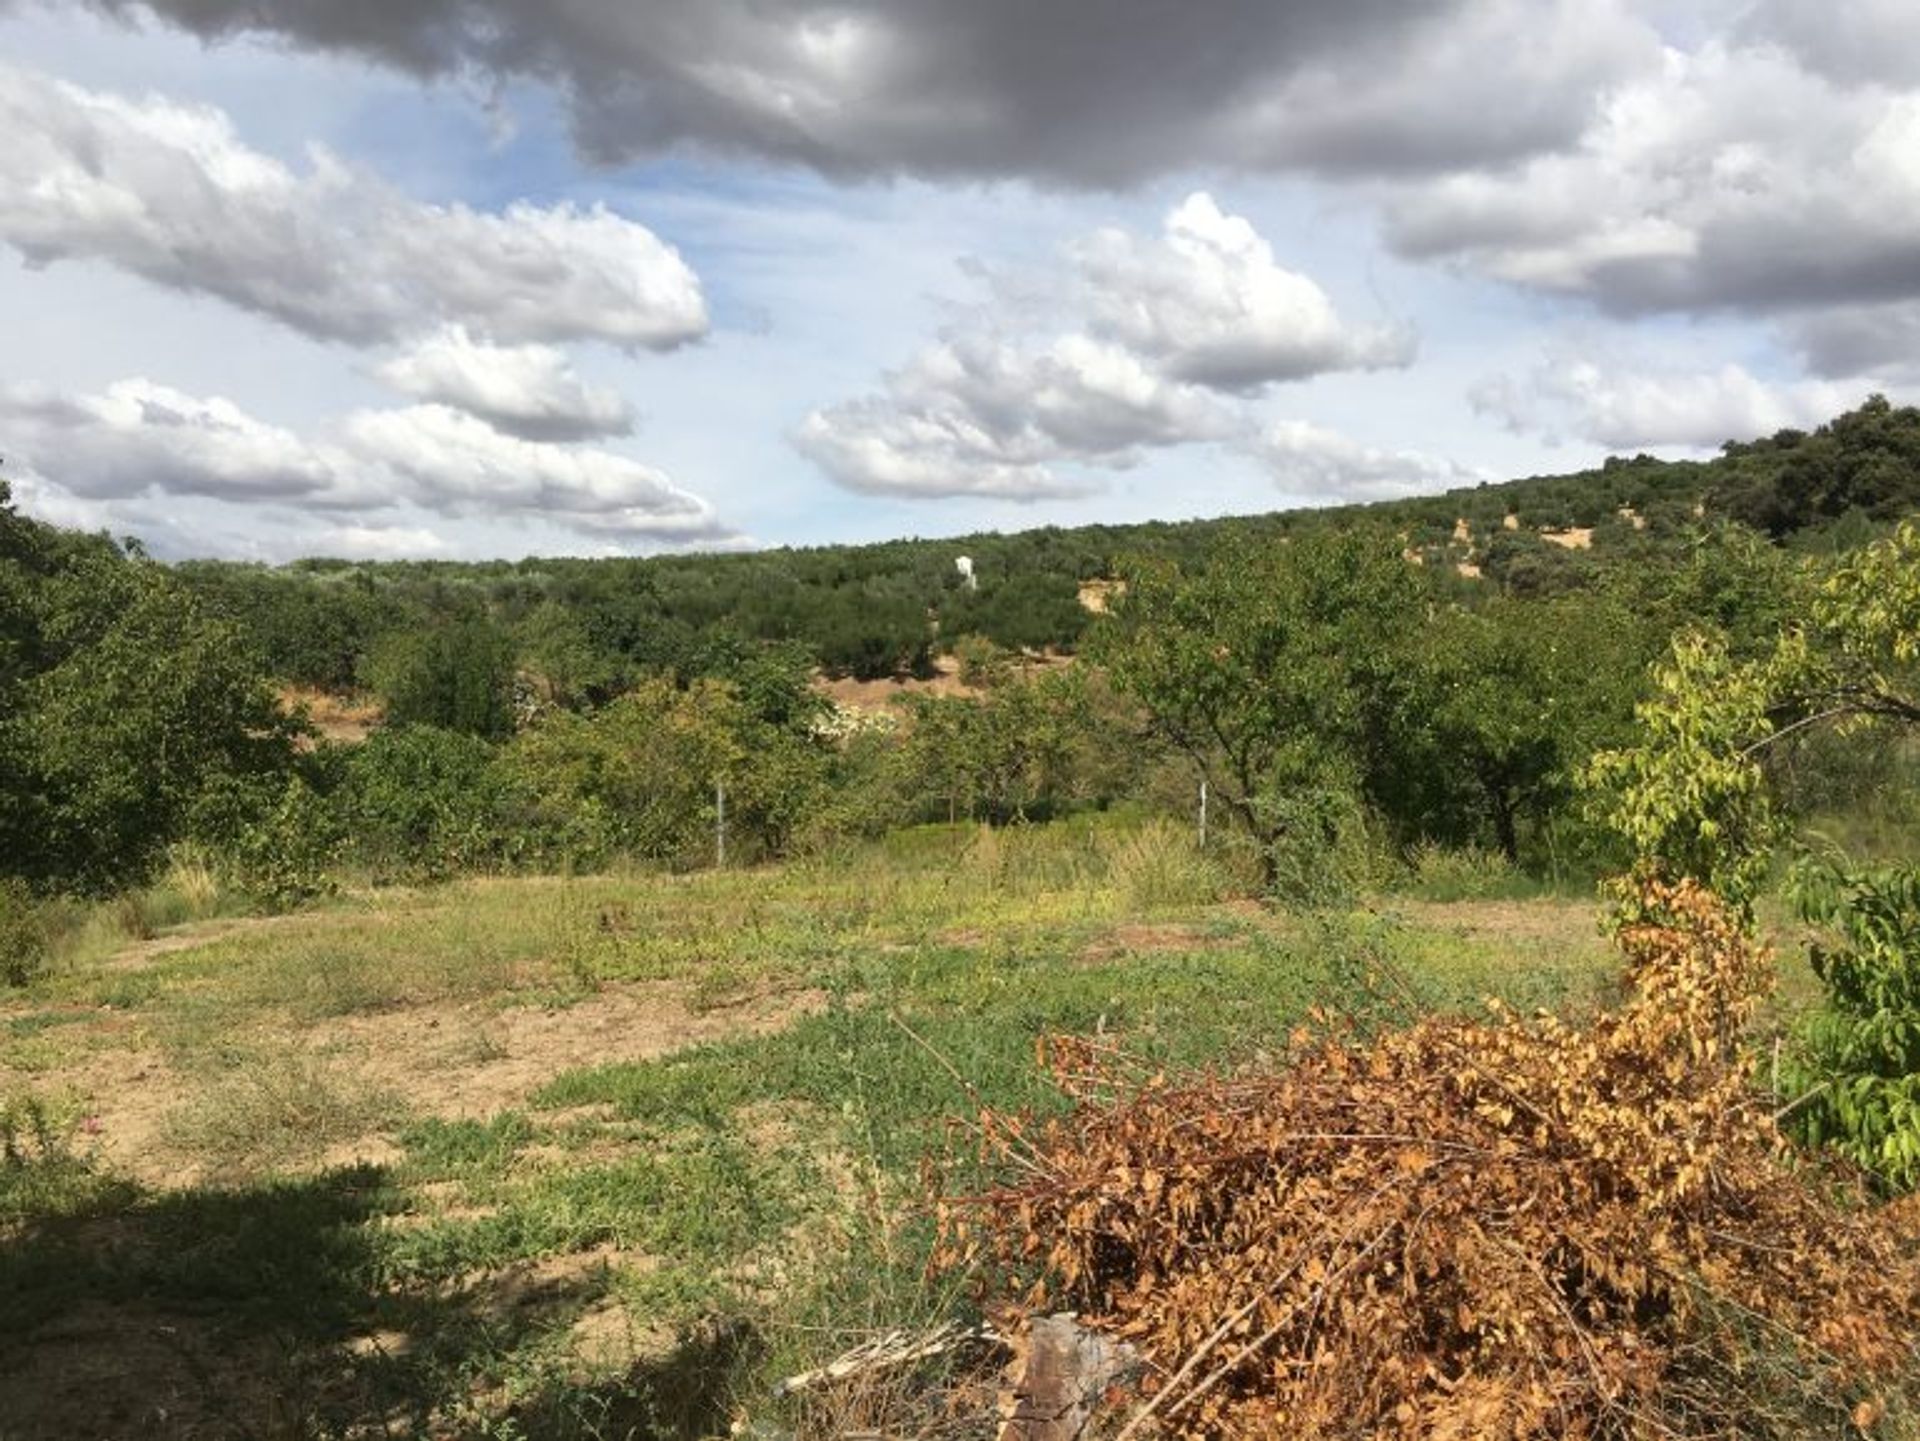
[0,0,1916,562]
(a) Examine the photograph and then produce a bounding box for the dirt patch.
[813,654,975,711]
[1078,922,1236,967]
[1077,579,1124,614]
[332,980,829,1123]
[34,979,825,1189]
[814,652,1075,713]
[279,686,382,746]
[0,1302,305,1441]
[48,1044,190,1187]
[1541,526,1594,550]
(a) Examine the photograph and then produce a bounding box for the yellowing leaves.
[940,877,1920,1438]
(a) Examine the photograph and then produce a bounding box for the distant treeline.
[170,396,1920,696]
[2,396,1917,906]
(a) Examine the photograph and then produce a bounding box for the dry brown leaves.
[937,880,1920,1439]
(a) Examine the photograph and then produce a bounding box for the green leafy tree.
[10,554,300,888]
[363,618,515,739]
[501,677,830,868]
[1588,524,1920,1183]
[1412,594,1651,862]
[1098,530,1420,890]
[338,724,503,881]
[1785,855,1920,1188]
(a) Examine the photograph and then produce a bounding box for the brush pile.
[937,881,1920,1438]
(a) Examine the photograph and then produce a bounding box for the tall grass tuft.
[165,1051,403,1178]
[1100,819,1228,911]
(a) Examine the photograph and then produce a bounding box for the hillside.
[172,396,1920,690]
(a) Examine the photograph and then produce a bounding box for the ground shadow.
[0,1164,748,1439]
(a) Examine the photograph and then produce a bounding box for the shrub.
[229,777,343,909]
[337,724,502,881]
[1404,840,1520,901]
[0,878,48,987]
[1783,854,1920,1190]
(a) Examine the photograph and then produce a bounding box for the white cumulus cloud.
[375,327,636,441]
[1471,356,1866,450]
[0,62,709,350]
[1072,193,1413,391]
[1248,421,1483,499]
[344,404,725,539]
[0,378,361,505]
[798,193,1406,499]
[2,377,733,552]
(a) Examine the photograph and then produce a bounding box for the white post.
[1198,779,1208,850]
[715,779,727,868]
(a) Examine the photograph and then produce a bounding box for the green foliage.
[337,725,504,881]
[0,878,49,988]
[1784,855,1920,1189]
[230,777,344,908]
[5,551,300,890]
[1591,522,1920,911]
[500,677,829,869]
[896,668,1099,824]
[1099,528,1420,893]
[1714,394,1920,537]
[1409,593,1653,863]
[363,617,516,739]
[1586,629,1788,909]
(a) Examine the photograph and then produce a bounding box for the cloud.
[1740,0,1920,86]
[80,0,1655,185]
[299,524,454,560]
[0,62,708,349]
[795,332,1231,500]
[1247,421,1483,499]
[1,376,733,549]
[1470,356,1864,450]
[1786,302,1920,382]
[344,404,727,539]
[0,378,361,505]
[374,327,636,441]
[798,193,1403,499]
[1071,193,1414,391]
[1383,40,1920,317]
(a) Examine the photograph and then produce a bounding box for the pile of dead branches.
[937,881,1920,1438]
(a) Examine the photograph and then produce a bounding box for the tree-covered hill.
[167,395,1920,692]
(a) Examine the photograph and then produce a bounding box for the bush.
[337,724,503,881]
[229,777,343,909]
[1783,854,1920,1190]
[0,878,49,987]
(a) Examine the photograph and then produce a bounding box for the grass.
[0,817,1742,1439]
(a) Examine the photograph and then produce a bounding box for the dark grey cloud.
[80,0,1655,184]
[1787,302,1920,381]
[0,62,708,349]
[1740,0,1920,86]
